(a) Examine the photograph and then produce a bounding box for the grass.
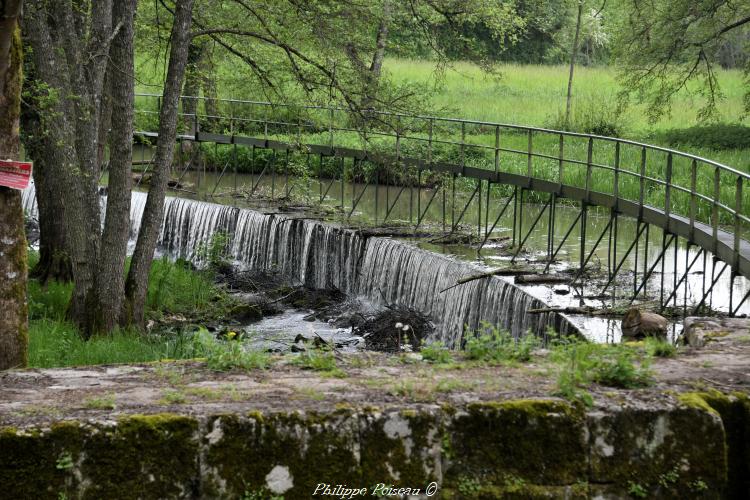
[27,254,239,368]
[83,394,117,410]
[193,329,272,371]
[290,347,346,377]
[384,60,747,136]
[420,341,454,364]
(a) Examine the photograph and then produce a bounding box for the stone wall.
[1,396,745,499]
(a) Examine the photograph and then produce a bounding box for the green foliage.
[612,0,750,121]
[457,476,482,496]
[551,338,654,405]
[192,329,271,371]
[55,452,74,471]
[657,124,750,151]
[28,320,198,368]
[645,338,677,358]
[463,323,539,363]
[546,98,628,137]
[26,252,239,368]
[290,347,343,376]
[627,480,648,498]
[145,257,233,320]
[195,232,231,270]
[420,341,454,364]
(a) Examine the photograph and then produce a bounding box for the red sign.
[0,160,32,190]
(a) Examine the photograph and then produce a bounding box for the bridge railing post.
[638,147,646,219]
[527,129,533,183]
[735,177,743,269]
[585,137,593,202]
[713,167,721,254]
[557,134,564,194]
[494,125,500,177]
[664,153,673,231]
[690,159,697,241]
[613,141,620,211]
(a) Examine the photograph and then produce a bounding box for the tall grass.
[384,60,747,135]
[27,256,233,368]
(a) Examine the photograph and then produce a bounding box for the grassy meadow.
[384,59,747,135]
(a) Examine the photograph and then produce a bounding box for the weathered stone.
[621,308,668,340]
[681,316,750,348]
[0,414,200,500]
[443,399,588,486]
[681,391,750,498]
[0,397,740,499]
[588,404,726,498]
[229,303,263,322]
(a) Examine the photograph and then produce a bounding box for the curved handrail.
[133,93,749,276]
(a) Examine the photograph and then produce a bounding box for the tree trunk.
[23,0,130,337]
[183,40,203,123]
[97,65,112,172]
[93,0,136,334]
[20,55,72,283]
[124,0,195,328]
[23,2,100,332]
[0,1,28,370]
[199,42,219,131]
[565,1,583,128]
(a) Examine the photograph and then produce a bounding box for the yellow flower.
[227,331,237,339]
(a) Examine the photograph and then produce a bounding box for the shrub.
[420,341,454,364]
[546,98,628,137]
[193,329,271,371]
[463,324,539,363]
[291,346,343,375]
[657,124,750,150]
[551,338,653,404]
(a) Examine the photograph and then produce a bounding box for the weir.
[23,185,575,345]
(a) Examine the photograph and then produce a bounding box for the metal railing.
[134,93,750,280]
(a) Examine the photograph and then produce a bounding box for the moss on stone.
[201,411,362,498]
[678,391,721,416]
[441,481,589,499]
[444,399,587,487]
[689,391,750,498]
[359,409,441,488]
[0,414,199,499]
[588,403,726,498]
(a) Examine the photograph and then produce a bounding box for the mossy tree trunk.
[0,0,28,370]
[20,60,72,284]
[123,0,195,328]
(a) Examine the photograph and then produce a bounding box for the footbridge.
[133,94,750,317]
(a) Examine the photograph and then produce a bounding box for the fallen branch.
[526,306,622,316]
[515,274,570,285]
[439,268,532,293]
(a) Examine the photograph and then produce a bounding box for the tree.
[613,0,750,121]
[124,0,196,328]
[0,0,28,370]
[23,0,137,336]
[562,0,608,127]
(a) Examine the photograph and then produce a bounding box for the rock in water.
[621,308,668,340]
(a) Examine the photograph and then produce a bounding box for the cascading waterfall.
[24,184,575,346]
